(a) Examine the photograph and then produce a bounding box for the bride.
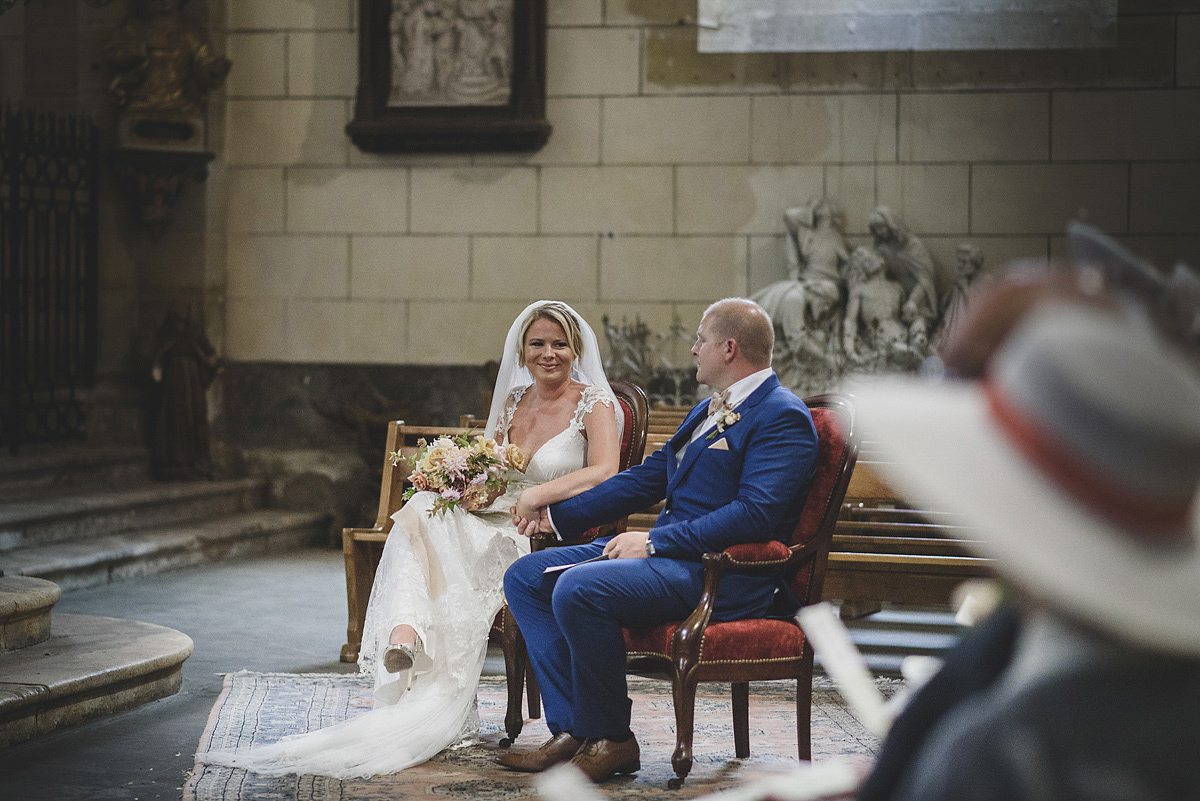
[201,300,621,778]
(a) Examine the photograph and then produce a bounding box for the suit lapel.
[667,374,781,493]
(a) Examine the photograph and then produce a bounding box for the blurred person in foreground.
[849,246,1200,799]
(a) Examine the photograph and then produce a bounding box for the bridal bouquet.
[392,433,526,516]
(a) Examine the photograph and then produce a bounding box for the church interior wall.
[4,0,1200,521]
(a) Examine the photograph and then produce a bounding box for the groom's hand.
[603,530,650,559]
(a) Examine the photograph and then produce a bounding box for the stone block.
[603,97,751,164]
[225,99,349,166]
[227,235,349,299]
[284,299,409,363]
[1131,163,1200,234]
[899,93,1049,162]
[644,28,784,95]
[351,236,470,300]
[472,236,599,301]
[407,302,530,364]
[534,98,602,165]
[549,0,603,26]
[1180,15,1200,87]
[971,164,1128,235]
[825,165,902,235]
[226,33,287,97]
[227,0,352,31]
[784,51,913,92]
[751,94,897,164]
[410,168,537,234]
[676,165,824,235]
[540,166,673,234]
[874,165,970,236]
[600,236,743,301]
[227,168,286,233]
[747,234,788,294]
[289,31,358,97]
[1053,90,1200,161]
[548,27,641,96]
[287,168,408,233]
[910,16,1173,89]
[223,298,290,361]
[606,0,696,26]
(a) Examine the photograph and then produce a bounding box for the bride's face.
[523,318,576,384]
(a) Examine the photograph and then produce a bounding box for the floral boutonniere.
[706,409,740,440]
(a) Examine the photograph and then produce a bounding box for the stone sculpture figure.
[388,0,512,106]
[868,206,939,355]
[933,243,985,349]
[105,0,230,114]
[752,197,850,393]
[150,297,220,480]
[842,246,911,369]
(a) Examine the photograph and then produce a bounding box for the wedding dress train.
[199,385,614,779]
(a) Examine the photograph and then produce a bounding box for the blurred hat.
[853,302,1200,655]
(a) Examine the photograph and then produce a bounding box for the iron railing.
[0,106,100,454]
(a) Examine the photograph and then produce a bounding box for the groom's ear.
[723,338,739,363]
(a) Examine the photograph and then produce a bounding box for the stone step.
[0,612,193,747]
[0,575,61,651]
[0,445,151,503]
[0,509,330,592]
[0,478,268,552]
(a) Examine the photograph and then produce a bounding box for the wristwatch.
[645,536,656,557]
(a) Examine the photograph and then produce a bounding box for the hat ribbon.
[984,381,1193,540]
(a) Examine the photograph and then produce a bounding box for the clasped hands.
[510,493,649,558]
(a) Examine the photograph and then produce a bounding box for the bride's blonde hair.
[517,301,585,367]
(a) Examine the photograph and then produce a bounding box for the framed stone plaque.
[347,0,551,153]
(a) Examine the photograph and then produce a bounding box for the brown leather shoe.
[496,732,583,772]
[569,735,641,782]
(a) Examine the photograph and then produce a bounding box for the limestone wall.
[217,0,1200,366]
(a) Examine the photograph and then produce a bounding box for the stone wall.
[216,0,1200,373]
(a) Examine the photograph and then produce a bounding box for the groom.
[500,298,819,782]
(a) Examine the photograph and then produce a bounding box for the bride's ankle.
[389,624,419,647]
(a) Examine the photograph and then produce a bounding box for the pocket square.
[707,438,730,450]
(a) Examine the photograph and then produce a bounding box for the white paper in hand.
[796,602,891,737]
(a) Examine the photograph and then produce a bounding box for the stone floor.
[0,547,361,801]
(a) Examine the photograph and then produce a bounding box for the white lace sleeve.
[495,386,527,444]
[572,384,617,431]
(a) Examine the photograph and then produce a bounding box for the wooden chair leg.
[732,681,750,759]
[668,674,699,789]
[500,605,527,746]
[796,673,813,761]
[525,662,541,718]
[340,530,375,662]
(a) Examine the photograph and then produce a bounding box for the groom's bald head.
[702,298,774,368]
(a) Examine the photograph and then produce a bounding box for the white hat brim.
[852,378,1200,656]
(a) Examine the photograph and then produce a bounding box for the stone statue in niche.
[842,246,912,368]
[388,0,513,107]
[752,197,851,391]
[150,297,220,480]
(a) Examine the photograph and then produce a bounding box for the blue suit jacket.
[550,373,818,621]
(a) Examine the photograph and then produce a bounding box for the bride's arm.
[512,401,620,520]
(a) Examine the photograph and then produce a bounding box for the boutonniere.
[706,410,740,440]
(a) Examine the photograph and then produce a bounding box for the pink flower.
[441,487,462,501]
[409,471,430,491]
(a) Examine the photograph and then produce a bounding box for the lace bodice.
[493,384,616,489]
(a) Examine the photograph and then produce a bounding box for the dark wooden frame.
[346,0,551,153]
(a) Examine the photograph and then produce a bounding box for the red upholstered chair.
[622,393,857,787]
[495,380,649,745]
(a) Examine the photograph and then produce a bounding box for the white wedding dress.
[200,384,615,779]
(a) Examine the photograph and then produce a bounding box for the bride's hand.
[513,490,541,525]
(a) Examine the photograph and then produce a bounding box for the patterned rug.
[186,673,897,801]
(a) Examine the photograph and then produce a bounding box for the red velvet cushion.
[625,619,807,662]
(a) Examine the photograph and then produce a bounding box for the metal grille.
[1,107,100,454]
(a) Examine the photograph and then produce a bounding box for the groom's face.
[692,316,727,389]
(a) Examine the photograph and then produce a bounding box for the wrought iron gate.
[0,107,100,454]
